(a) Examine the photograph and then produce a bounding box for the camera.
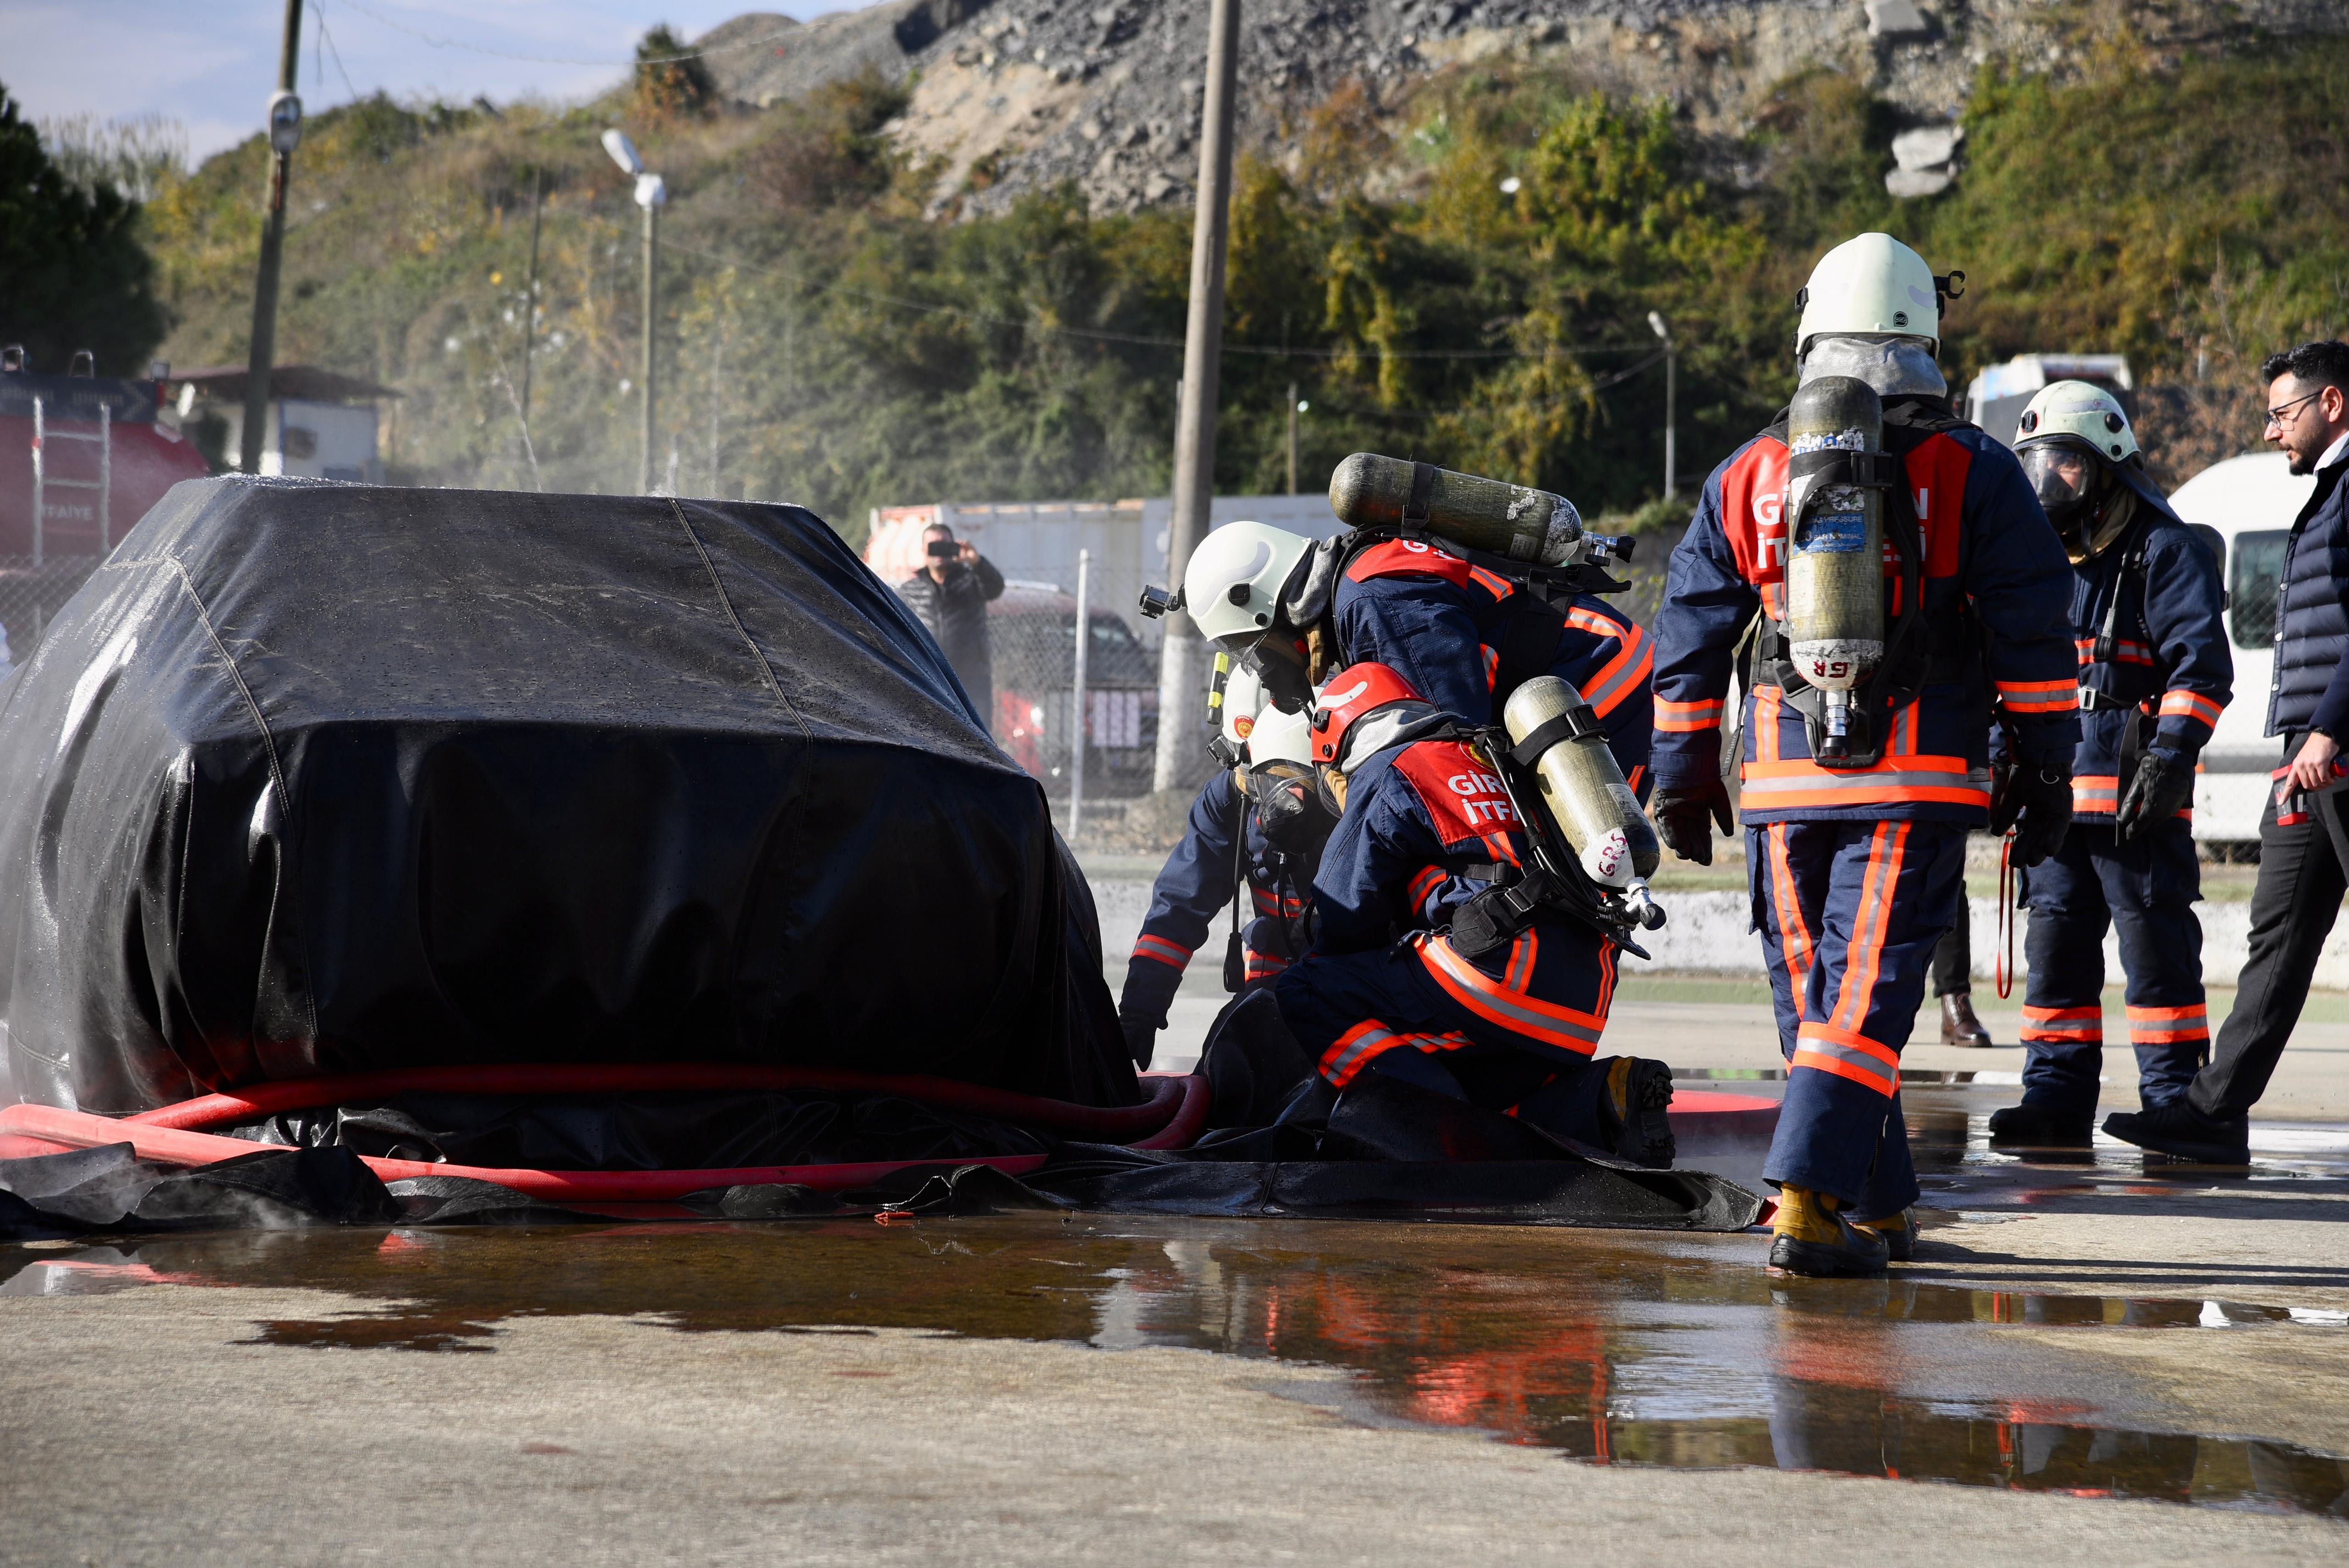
[1137,583,1185,619]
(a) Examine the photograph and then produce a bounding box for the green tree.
[0,85,167,375]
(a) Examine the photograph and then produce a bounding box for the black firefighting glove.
[1121,1013,1160,1070]
[1650,778,1735,867]
[1993,763,2074,867]
[2115,750,2195,842]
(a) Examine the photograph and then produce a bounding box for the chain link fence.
[0,556,104,678]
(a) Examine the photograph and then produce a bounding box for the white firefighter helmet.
[2015,379,2139,464]
[1180,520,1316,649]
[1244,703,1314,768]
[2015,379,2157,562]
[1796,233,1943,356]
[1219,658,1267,752]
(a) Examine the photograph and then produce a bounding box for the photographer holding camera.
[898,523,1005,730]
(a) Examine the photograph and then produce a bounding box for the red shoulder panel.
[1901,432,1971,579]
[1720,438,1790,587]
[1345,537,1476,589]
[1389,740,1523,847]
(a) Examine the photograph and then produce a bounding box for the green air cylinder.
[1781,375,1886,760]
[1502,676,1659,890]
[1328,453,1583,566]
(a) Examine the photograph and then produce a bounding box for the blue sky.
[4,0,867,163]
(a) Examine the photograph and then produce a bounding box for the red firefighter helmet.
[1309,662,1425,766]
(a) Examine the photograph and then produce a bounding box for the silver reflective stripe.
[1324,1023,1401,1079]
[1794,1037,1897,1093]
[1743,767,1985,794]
[1422,940,1603,1048]
[1584,638,1647,712]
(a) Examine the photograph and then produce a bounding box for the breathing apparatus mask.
[2020,439,2134,562]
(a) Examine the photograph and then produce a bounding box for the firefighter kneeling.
[1987,383,2232,1145]
[1267,663,1679,1166]
[1648,233,2082,1276]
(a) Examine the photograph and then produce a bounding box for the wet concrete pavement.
[6,1078,2349,1563]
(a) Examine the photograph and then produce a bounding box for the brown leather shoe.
[1940,992,1993,1047]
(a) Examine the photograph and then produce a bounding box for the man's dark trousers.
[2190,745,2349,1120]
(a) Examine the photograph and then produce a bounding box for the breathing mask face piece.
[1241,639,1315,714]
[1796,334,1948,399]
[2020,439,2111,561]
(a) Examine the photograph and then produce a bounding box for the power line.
[662,239,1651,361]
[332,0,801,67]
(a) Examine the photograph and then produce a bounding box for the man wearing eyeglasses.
[2106,339,2349,1163]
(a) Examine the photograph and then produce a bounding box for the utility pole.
[1648,310,1676,501]
[602,129,666,494]
[1286,382,1299,495]
[1070,548,1091,846]
[1150,0,1242,794]
[239,0,305,475]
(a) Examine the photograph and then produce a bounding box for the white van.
[2169,451,2321,849]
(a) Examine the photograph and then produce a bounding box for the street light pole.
[1150,0,1242,795]
[1648,310,1676,501]
[239,0,305,475]
[1286,381,1299,495]
[603,129,666,495]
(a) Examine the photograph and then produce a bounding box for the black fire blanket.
[0,477,1136,1112]
[0,1071,1763,1238]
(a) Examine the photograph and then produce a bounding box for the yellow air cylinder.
[1501,676,1659,890]
[1328,453,1583,566]
[1781,375,1886,758]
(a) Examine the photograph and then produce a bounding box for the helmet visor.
[2019,441,2102,516]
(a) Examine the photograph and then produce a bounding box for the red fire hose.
[0,1064,1211,1202]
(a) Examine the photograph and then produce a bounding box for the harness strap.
[1508,704,1604,767]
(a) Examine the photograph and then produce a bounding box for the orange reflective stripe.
[1468,564,1515,600]
[1133,934,1191,968]
[1414,933,1607,1054]
[1504,926,1538,994]
[2072,774,2120,812]
[1320,1019,1472,1087]
[1656,695,1726,732]
[2126,1002,2209,1042]
[2021,1002,2101,1041]
[1482,645,1499,690]
[1765,823,1816,1005]
[1407,865,1447,909]
[1792,1020,1900,1096]
[1582,623,1653,718]
[1738,756,1989,810]
[1998,678,2080,715]
[2160,689,2225,728]
[1831,822,1907,1033]
[1755,686,1784,764]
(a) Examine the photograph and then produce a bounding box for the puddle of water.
[6,1215,2348,1517]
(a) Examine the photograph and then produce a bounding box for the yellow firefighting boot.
[1768,1185,1890,1277]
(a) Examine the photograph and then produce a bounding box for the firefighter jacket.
[1311,734,1610,1059]
[2064,514,2232,817]
[1650,398,2080,824]
[1120,768,1318,1028]
[1331,540,1654,791]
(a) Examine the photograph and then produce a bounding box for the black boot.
[1602,1057,1676,1168]
[1940,992,1993,1048]
[1987,1101,2093,1147]
[2104,1100,2250,1165]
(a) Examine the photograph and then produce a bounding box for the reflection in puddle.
[6,1218,2348,1517]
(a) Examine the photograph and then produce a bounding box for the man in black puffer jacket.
[896,523,1005,729]
[2108,339,2349,1163]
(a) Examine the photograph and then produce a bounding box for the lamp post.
[603,129,667,495]
[1648,310,1675,502]
[239,0,306,475]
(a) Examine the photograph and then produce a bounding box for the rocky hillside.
[690,0,2347,217]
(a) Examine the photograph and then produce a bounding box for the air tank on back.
[1501,676,1659,890]
[1328,453,1583,567]
[1781,375,1887,761]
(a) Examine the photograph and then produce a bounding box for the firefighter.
[1118,667,1332,1068]
[1648,233,2080,1276]
[1163,517,1654,791]
[1987,382,2231,1145]
[1267,662,1678,1167]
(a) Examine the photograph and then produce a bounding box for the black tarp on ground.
[0,477,1136,1112]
